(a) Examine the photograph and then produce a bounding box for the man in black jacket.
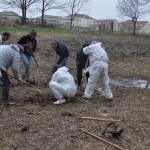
[51,41,69,73]
[17,30,37,81]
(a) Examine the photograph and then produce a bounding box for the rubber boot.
[0,87,2,105]
[2,87,15,109]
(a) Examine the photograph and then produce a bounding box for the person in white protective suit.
[82,41,113,101]
[49,66,77,105]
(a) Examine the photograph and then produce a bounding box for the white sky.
[29,0,120,20]
[90,0,118,20]
[3,0,150,22]
[89,0,150,21]
[29,0,150,22]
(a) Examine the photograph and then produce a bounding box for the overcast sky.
[29,0,120,20]
[30,0,150,21]
[89,0,150,21]
[4,0,150,22]
[90,0,118,20]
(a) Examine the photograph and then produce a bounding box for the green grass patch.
[0,26,73,35]
[0,26,150,40]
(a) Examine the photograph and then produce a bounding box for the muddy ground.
[0,32,150,150]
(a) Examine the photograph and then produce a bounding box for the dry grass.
[0,33,150,150]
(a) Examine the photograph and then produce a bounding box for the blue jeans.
[21,53,31,79]
[52,57,68,73]
[1,70,10,88]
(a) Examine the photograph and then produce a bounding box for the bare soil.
[0,32,150,150]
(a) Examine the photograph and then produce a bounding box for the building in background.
[92,19,121,32]
[63,14,96,28]
[0,11,21,22]
[35,15,63,26]
[120,20,150,35]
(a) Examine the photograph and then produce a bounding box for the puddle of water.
[133,80,150,89]
[110,78,150,89]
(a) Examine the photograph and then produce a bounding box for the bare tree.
[0,0,38,24]
[116,0,149,35]
[35,0,66,26]
[64,0,90,30]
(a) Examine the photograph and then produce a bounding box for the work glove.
[82,66,90,76]
[82,69,87,76]
[83,69,87,74]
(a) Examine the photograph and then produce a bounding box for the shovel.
[8,74,42,94]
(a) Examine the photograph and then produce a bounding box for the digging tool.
[32,56,38,67]
[8,74,42,94]
[28,42,39,67]
[80,57,89,88]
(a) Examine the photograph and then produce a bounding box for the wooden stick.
[79,128,125,150]
[79,116,121,122]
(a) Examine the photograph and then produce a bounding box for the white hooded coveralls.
[83,42,113,99]
[49,66,77,100]
[0,35,2,45]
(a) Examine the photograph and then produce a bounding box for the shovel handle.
[8,74,33,87]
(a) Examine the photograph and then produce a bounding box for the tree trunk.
[70,0,75,30]
[24,0,27,24]
[21,0,26,24]
[41,0,45,26]
[70,17,73,30]
[133,21,136,36]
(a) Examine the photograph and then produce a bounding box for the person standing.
[82,41,113,101]
[0,32,11,45]
[0,44,23,109]
[51,40,69,73]
[49,66,77,105]
[76,43,90,92]
[17,30,37,81]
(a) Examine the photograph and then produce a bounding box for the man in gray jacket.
[0,44,23,109]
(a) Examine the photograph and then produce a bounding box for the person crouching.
[49,66,77,105]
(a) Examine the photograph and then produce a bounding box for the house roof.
[92,19,118,27]
[36,15,62,20]
[66,14,96,20]
[121,20,149,31]
[0,11,20,17]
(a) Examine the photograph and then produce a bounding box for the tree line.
[1,0,150,33]
[0,0,89,30]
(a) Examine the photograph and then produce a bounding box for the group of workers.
[0,30,113,109]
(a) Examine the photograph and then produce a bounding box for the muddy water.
[110,77,150,89]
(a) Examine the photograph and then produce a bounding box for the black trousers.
[77,64,89,87]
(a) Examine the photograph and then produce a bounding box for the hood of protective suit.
[10,44,20,53]
[91,41,98,45]
[57,66,68,72]
[95,42,102,47]
[83,42,109,64]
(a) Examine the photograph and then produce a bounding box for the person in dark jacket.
[76,43,90,92]
[17,30,37,81]
[51,40,69,73]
